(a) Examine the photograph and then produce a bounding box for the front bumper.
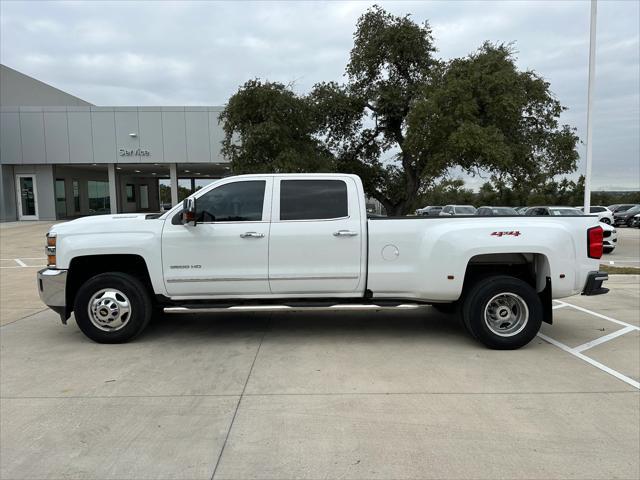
[37,268,68,321]
[582,271,609,296]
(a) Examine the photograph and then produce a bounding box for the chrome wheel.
[88,288,131,332]
[483,292,529,337]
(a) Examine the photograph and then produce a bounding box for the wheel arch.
[462,252,553,325]
[66,254,154,316]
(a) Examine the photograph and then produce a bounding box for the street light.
[583,0,597,212]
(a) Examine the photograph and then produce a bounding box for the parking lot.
[1,222,639,479]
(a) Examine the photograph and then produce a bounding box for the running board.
[163,303,424,314]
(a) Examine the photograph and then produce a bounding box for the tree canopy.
[220,5,579,215]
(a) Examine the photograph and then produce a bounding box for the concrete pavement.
[1,221,638,479]
[1,300,639,479]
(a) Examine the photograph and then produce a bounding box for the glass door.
[16,175,39,220]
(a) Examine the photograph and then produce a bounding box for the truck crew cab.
[38,174,608,349]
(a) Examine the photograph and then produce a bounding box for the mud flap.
[539,276,553,325]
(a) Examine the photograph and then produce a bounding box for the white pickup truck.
[38,173,609,349]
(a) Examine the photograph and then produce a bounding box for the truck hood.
[49,213,158,235]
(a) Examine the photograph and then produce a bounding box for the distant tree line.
[414,175,639,208]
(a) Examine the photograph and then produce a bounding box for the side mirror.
[182,198,197,226]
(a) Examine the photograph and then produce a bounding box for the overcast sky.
[1,0,638,191]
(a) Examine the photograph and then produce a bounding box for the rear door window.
[280,180,348,220]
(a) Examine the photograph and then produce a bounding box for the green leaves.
[220,7,579,215]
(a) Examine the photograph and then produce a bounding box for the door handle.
[333,230,358,237]
[240,232,265,238]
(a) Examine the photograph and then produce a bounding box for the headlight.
[46,232,56,267]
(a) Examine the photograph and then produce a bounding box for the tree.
[220,6,579,215]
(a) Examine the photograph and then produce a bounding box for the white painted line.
[573,326,636,353]
[0,257,45,261]
[13,259,27,267]
[0,265,40,269]
[537,332,640,390]
[552,304,567,310]
[561,301,640,331]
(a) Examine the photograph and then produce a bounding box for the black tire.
[461,275,542,350]
[600,218,611,225]
[74,272,152,343]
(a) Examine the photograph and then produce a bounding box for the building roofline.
[0,64,93,106]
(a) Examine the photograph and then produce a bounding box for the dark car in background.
[613,204,640,226]
[476,206,519,216]
[608,204,637,214]
[524,206,582,216]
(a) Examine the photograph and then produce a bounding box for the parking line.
[13,258,27,267]
[573,325,637,353]
[0,257,45,261]
[0,266,40,269]
[560,301,640,331]
[537,332,639,390]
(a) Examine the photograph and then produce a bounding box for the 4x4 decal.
[491,231,521,237]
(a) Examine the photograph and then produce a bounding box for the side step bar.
[164,303,424,314]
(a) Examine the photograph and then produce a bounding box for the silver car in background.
[440,205,477,216]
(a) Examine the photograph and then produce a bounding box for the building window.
[88,180,110,215]
[126,184,136,203]
[72,180,80,213]
[55,179,67,218]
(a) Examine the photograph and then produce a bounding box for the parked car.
[515,207,528,214]
[601,223,618,253]
[614,205,640,226]
[524,206,582,216]
[38,173,608,350]
[475,206,519,216]
[577,206,614,224]
[439,205,477,216]
[415,205,443,216]
[608,204,637,214]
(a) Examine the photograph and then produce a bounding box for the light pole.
[583,0,597,212]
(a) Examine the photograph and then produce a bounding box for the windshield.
[550,208,582,216]
[625,205,640,214]
[456,206,476,214]
[616,205,635,212]
[492,207,518,215]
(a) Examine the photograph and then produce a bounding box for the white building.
[0,64,229,221]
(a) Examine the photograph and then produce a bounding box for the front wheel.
[462,275,542,349]
[74,272,152,343]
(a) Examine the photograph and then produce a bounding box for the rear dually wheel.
[462,275,542,349]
